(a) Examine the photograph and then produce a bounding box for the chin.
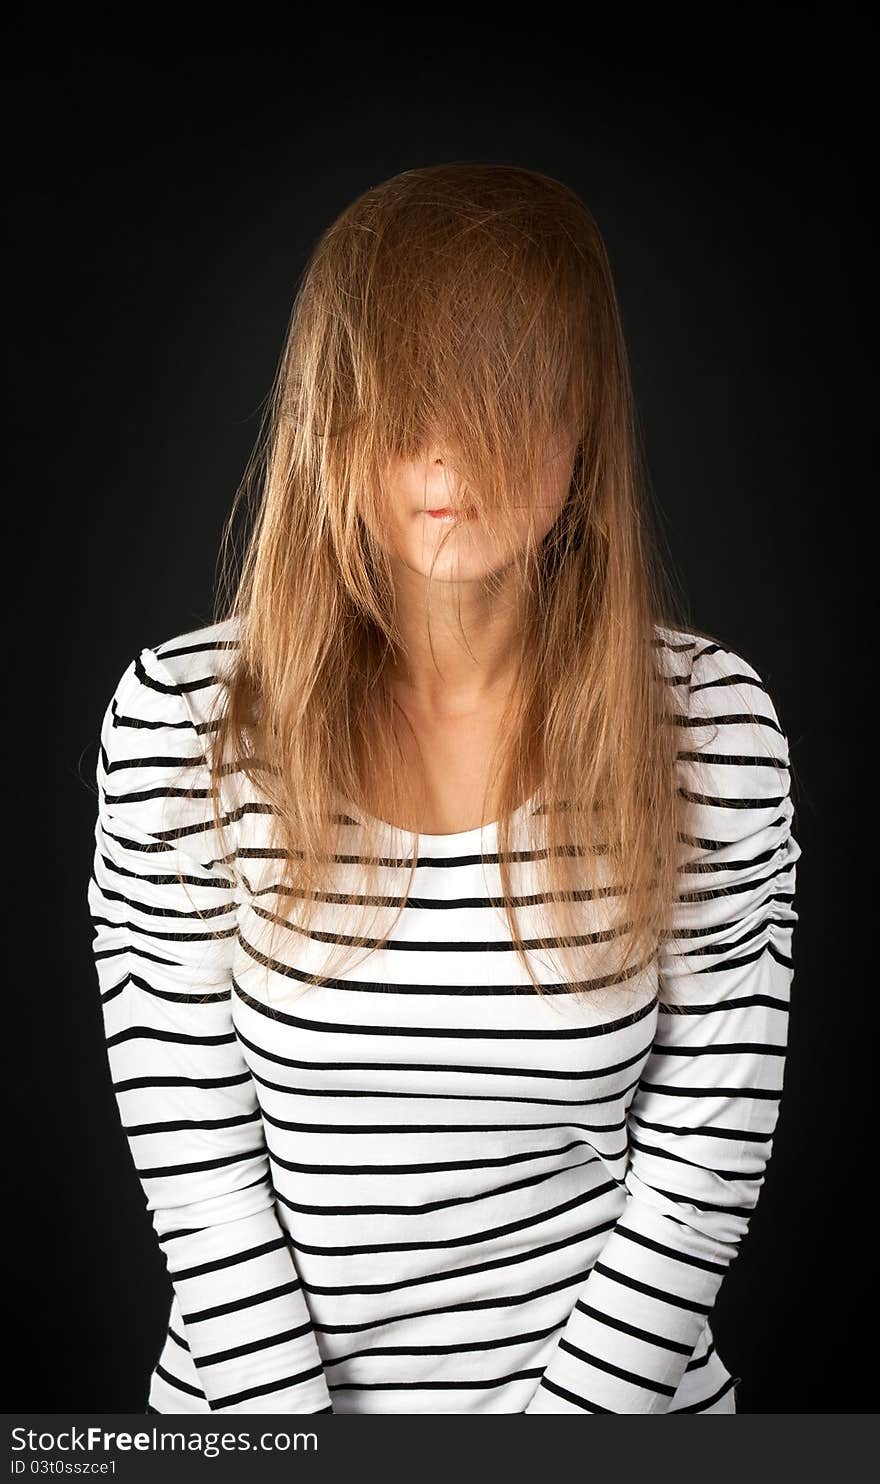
[410,551,510,583]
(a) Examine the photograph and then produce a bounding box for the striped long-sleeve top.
[86,615,800,1414]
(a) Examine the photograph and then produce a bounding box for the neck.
[386,559,522,718]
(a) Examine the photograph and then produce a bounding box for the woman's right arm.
[87,645,333,1414]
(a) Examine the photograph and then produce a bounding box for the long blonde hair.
[197,162,709,1005]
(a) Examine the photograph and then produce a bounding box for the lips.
[423,507,477,521]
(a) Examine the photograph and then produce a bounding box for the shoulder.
[653,620,795,842]
[652,620,789,729]
[103,614,242,737]
[96,614,243,856]
[146,613,243,729]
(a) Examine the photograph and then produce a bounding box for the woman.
[87,163,800,1415]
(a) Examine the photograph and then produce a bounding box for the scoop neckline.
[349,790,540,848]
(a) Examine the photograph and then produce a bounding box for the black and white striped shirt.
[87,615,800,1414]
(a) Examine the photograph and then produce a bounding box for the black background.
[7,7,871,1413]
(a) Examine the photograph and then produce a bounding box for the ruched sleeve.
[87,645,333,1414]
[524,640,801,1413]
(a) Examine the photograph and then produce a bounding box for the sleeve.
[524,640,801,1413]
[86,645,334,1414]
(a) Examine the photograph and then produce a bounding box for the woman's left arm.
[524,640,801,1413]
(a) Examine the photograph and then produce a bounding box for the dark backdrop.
[7,10,871,1414]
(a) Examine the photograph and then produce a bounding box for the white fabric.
[87,614,798,1413]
